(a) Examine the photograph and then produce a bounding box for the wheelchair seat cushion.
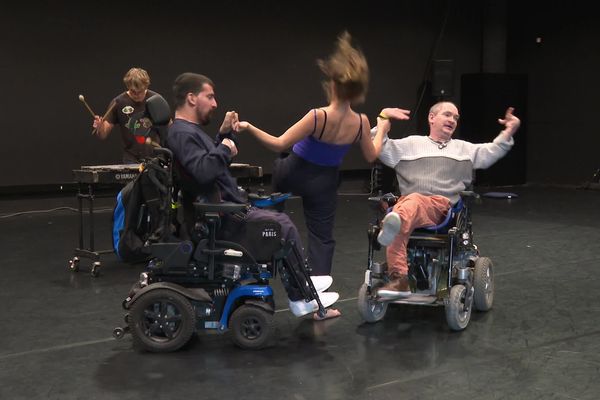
[418,198,464,233]
[248,192,291,208]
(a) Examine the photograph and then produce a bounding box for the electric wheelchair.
[112,95,326,352]
[357,191,494,331]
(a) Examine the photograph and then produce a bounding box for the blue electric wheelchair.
[358,191,494,331]
[112,95,326,352]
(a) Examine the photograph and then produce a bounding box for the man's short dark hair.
[172,73,215,108]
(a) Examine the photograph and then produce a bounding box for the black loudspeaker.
[460,73,527,186]
[432,60,454,98]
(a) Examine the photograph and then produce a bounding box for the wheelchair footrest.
[389,294,439,305]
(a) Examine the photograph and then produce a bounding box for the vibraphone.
[69,163,263,276]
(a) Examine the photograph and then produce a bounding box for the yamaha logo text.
[115,173,137,180]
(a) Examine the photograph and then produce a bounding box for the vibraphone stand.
[69,182,111,277]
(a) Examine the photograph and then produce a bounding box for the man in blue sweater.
[166,72,339,317]
[374,101,520,298]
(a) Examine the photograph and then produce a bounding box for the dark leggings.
[273,152,339,276]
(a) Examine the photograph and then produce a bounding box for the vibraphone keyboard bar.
[73,164,141,184]
[73,162,262,184]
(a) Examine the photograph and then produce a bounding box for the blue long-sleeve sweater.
[166,118,245,204]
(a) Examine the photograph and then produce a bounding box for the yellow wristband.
[378,112,388,119]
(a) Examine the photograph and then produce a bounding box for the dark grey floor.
[1,185,600,400]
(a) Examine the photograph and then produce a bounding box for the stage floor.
[1,185,599,400]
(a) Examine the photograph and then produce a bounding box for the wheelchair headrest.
[146,94,171,126]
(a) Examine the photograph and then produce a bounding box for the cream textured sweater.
[374,132,514,204]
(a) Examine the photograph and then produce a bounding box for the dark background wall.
[507,1,600,185]
[0,0,597,190]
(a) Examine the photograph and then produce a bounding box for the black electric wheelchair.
[357,192,494,331]
[112,95,326,352]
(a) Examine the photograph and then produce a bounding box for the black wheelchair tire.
[473,257,494,311]
[357,283,388,323]
[445,284,471,331]
[229,305,275,350]
[129,289,196,353]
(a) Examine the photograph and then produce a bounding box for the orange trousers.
[385,193,451,276]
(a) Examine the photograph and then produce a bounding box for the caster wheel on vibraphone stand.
[91,261,101,277]
[69,257,80,272]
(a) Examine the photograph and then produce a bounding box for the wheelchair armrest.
[459,191,481,200]
[247,193,264,201]
[368,193,398,204]
[193,202,248,214]
[368,193,398,214]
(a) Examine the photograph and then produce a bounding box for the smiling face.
[428,102,460,141]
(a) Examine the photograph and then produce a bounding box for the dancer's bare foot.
[313,308,341,321]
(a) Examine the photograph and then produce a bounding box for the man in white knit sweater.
[374,101,520,298]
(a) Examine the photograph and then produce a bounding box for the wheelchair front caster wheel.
[229,305,275,350]
[91,261,101,277]
[445,284,472,331]
[113,327,126,339]
[357,283,388,323]
[69,257,80,272]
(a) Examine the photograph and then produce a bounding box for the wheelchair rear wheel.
[473,257,494,311]
[129,289,196,353]
[229,305,275,349]
[445,284,472,331]
[358,283,388,323]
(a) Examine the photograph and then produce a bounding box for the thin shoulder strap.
[318,109,328,139]
[310,109,318,135]
[353,113,363,143]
